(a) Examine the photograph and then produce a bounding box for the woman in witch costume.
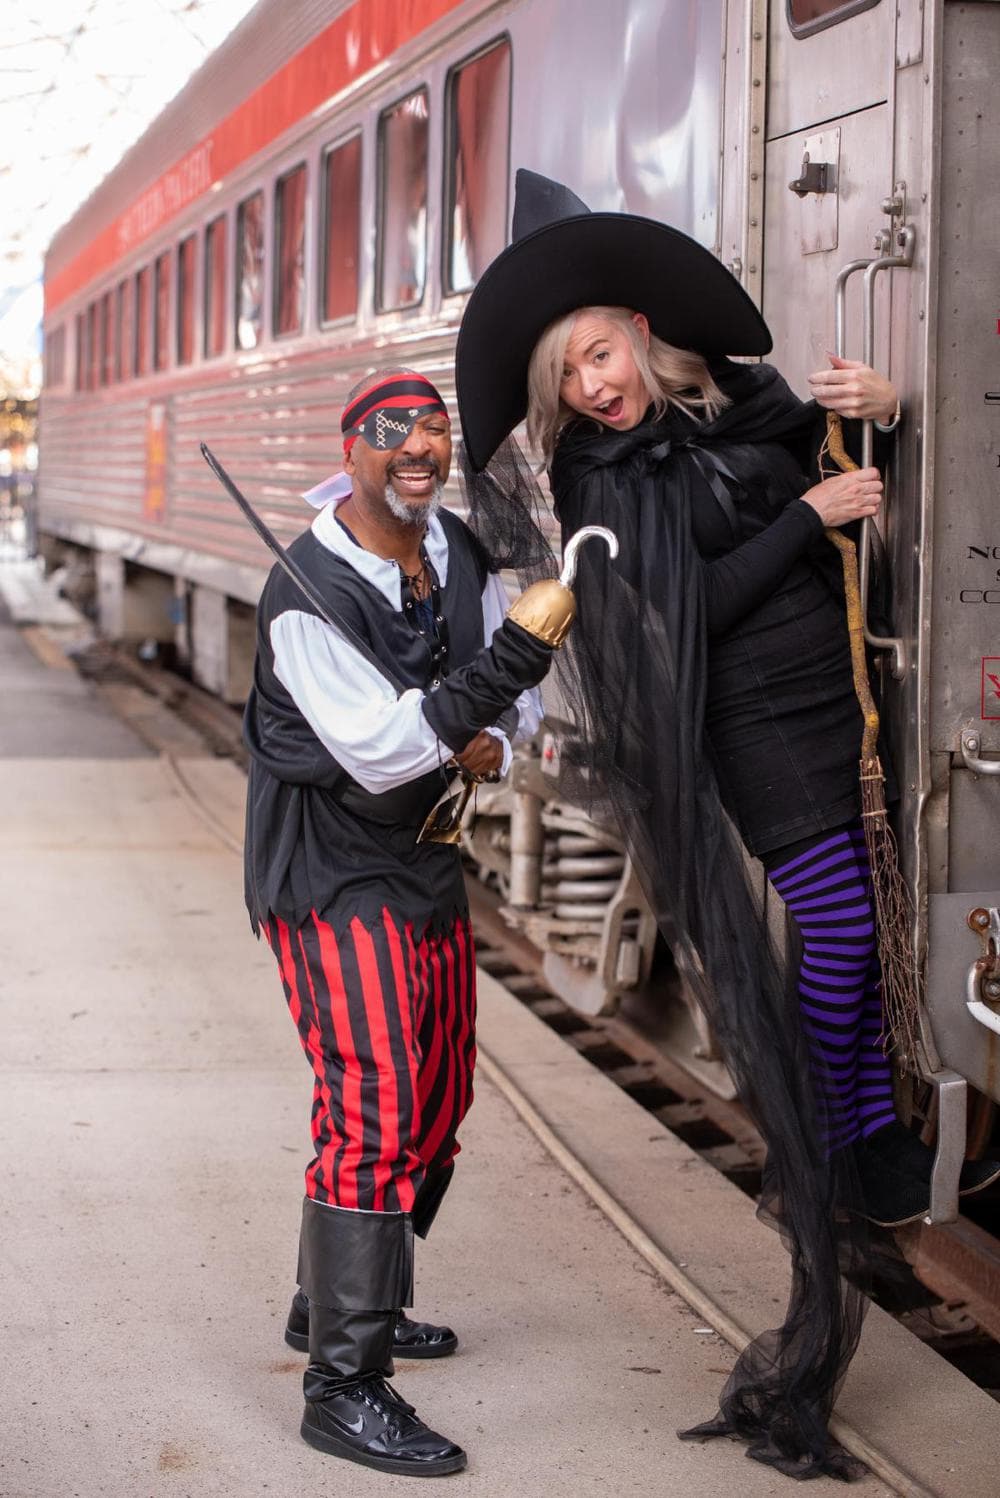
[455,171,1000,1481]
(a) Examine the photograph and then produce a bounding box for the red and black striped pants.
[264,907,477,1214]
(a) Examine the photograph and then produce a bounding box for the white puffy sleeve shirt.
[269,502,543,796]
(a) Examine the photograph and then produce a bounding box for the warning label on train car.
[145,403,167,522]
[982,657,1000,720]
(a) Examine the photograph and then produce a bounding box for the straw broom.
[820,412,921,1066]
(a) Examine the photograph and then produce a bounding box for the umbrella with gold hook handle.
[418,525,619,844]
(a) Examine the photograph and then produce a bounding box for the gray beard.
[383,481,444,529]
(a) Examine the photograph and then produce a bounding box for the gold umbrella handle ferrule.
[506,525,619,647]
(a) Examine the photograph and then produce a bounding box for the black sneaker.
[286,1291,458,1358]
[393,1313,458,1359]
[300,1374,467,1476]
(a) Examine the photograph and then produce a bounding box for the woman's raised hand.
[807,354,898,424]
[801,467,883,528]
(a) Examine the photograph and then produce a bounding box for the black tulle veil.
[463,363,870,1481]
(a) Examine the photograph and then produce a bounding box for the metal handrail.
[858,224,916,678]
[833,257,874,359]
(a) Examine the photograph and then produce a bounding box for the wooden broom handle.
[823,413,881,764]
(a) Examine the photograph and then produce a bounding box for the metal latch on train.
[790,129,840,256]
[966,907,1000,1035]
[788,152,830,197]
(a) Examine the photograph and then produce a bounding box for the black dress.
[686,411,868,855]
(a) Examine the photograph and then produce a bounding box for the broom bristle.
[860,757,921,1068]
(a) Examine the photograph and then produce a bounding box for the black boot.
[295,1198,465,1476]
[861,1121,1000,1198]
[302,1304,466,1476]
[286,1290,458,1359]
[851,1135,930,1227]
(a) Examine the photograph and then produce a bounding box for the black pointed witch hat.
[456,169,772,472]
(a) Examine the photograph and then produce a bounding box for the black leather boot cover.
[411,1165,455,1239]
[304,1304,398,1397]
[298,1198,414,1391]
[297,1196,414,1310]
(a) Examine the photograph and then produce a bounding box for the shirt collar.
[311,497,449,611]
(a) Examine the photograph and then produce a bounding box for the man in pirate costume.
[243,368,552,1476]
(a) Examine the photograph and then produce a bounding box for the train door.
[758,4,920,821]
[758,2,922,899]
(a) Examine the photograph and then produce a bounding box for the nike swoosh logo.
[326,1411,366,1436]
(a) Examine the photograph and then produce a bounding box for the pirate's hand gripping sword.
[417,525,619,843]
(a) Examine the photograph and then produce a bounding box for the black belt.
[337,768,454,828]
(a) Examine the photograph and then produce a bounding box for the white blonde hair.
[526,305,729,465]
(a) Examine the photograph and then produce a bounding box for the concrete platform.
[0,613,995,1496]
[0,588,147,760]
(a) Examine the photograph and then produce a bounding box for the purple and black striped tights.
[763,821,897,1154]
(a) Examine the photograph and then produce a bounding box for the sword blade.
[200,442,404,692]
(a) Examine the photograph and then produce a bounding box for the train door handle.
[857,225,915,680]
[833,257,874,358]
[960,730,1000,776]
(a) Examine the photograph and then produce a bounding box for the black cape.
[466,362,872,1480]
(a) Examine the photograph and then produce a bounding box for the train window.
[377,89,429,311]
[74,314,85,392]
[135,266,152,376]
[445,39,511,293]
[787,0,880,38]
[274,163,307,337]
[44,325,66,389]
[204,214,227,357]
[116,278,133,382]
[177,234,197,366]
[101,291,116,386]
[320,134,361,324]
[87,302,100,391]
[236,191,265,350]
[154,249,172,372]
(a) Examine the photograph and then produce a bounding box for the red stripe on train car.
[45,0,466,316]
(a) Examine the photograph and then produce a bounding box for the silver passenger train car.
[38,0,1000,1218]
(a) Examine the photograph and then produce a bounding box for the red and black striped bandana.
[341,374,449,457]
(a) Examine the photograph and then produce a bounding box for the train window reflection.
[204,215,227,357]
[446,39,511,293]
[236,191,265,349]
[377,89,429,311]
[135,266,152,377]
[321,134,361,325]
[787,0,880,37]
[44,325,65,388]
[275,164,307,337]
[116,279,133,383]
[74,314,85,392]
[101,291,115,386]
[87,302,100,390]
[177,234,197,366]
[154,249,172,372]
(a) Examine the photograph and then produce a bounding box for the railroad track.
[74,636,1000,1398]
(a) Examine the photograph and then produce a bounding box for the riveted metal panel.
[929,2,1000,759]
[767,0,895,141]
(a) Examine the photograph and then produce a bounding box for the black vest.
[243,509,489,935]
